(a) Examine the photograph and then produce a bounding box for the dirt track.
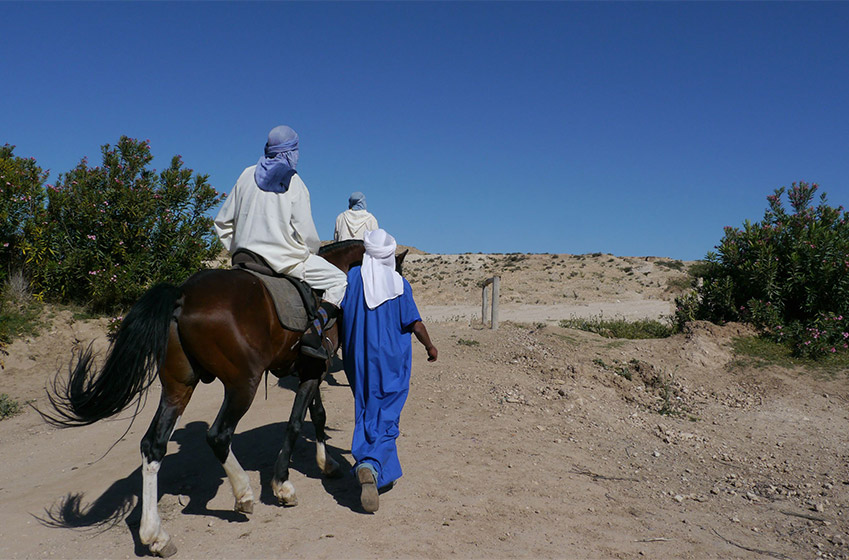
[1,253,847,559]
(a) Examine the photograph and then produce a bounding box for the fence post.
[491,276,499,330]
[482,282,489,326]
[481,276,500,330]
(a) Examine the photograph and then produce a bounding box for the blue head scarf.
[254,125,299,193]
[349,191,366,210]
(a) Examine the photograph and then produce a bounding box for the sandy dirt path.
[1,252,847,559]
[1,317,848,559]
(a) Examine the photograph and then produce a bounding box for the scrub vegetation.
[0,393,21,420]
[676,182,849,359]
[560,315,675,339]
[0,140,223,315]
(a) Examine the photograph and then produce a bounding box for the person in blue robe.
[339,229,438,513]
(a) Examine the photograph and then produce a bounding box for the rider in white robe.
[214,125,346,360]
[334,192,379,241]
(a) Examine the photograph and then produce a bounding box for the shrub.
[28,137,223,312]
[0,393,21,420]
[560,315,675,339]
[0,276,42,344]
[679,182,848,357]
[0,145,48,284]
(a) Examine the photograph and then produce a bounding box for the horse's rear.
[146,268,342,555]
[44,267,340,557]
[177,269,302,381]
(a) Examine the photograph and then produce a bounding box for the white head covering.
[362,229,404,309]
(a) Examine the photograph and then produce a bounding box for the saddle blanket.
[241,269,310,332]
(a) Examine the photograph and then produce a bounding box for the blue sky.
[3,2,848,260]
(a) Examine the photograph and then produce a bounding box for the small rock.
[674,494,684,503]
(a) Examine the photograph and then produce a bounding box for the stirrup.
[300,329,329,360]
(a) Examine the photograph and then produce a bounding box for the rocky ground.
[0,251,847,559]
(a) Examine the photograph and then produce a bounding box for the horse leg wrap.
[300,303,338,359]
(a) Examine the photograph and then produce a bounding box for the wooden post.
[481,276,500,330]
[491,276,499,330]
[482,282,489,326]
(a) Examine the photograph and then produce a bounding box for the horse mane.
[318,239,364,257]
[319,239,408,275]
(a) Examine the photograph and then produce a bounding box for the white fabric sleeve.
[213,187,237,252]
[290,183,321,254]
[334,213,344,241]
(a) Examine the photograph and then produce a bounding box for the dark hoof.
[324,465,343,479]
[235,499,254,514]
[156,539,178,558]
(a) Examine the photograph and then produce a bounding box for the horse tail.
[42,283,183,427]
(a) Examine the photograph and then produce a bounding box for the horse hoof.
[155,539,178,558]
[324,461,343,479]
[273,480,298,507]
[280,496,298,507]
[235,499,254,514]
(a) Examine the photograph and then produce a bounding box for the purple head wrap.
[349,191,366,210]
[255,125,299,193]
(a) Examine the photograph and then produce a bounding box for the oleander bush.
[2,137,223,314]
[0,145,48,285]
[676,182,849,358]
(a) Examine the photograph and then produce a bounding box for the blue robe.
[340,266,421,488]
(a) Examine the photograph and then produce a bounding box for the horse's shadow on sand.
[35,395,361,555]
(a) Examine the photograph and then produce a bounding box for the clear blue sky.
[3,2,848,260]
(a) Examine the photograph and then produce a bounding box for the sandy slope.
[0,252,847,559]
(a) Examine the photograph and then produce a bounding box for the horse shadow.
[35,416,361,555]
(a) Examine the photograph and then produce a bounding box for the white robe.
[214,166,347,304]
[334,209,379,242]
[214,166,320,277]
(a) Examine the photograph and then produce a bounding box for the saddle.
[231,249,319,333]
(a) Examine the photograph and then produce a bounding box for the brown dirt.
[1,252,847,559]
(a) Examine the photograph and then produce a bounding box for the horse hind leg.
[272,377,321,506]
[310,390,341,478]
[139,382,196,557]
[206,383,259,514]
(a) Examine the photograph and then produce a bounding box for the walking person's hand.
[413,321,437,362]
[426,345,438,362]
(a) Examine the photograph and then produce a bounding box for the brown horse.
[42,240,392,557]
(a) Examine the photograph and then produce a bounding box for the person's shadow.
[35,411,361,556]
